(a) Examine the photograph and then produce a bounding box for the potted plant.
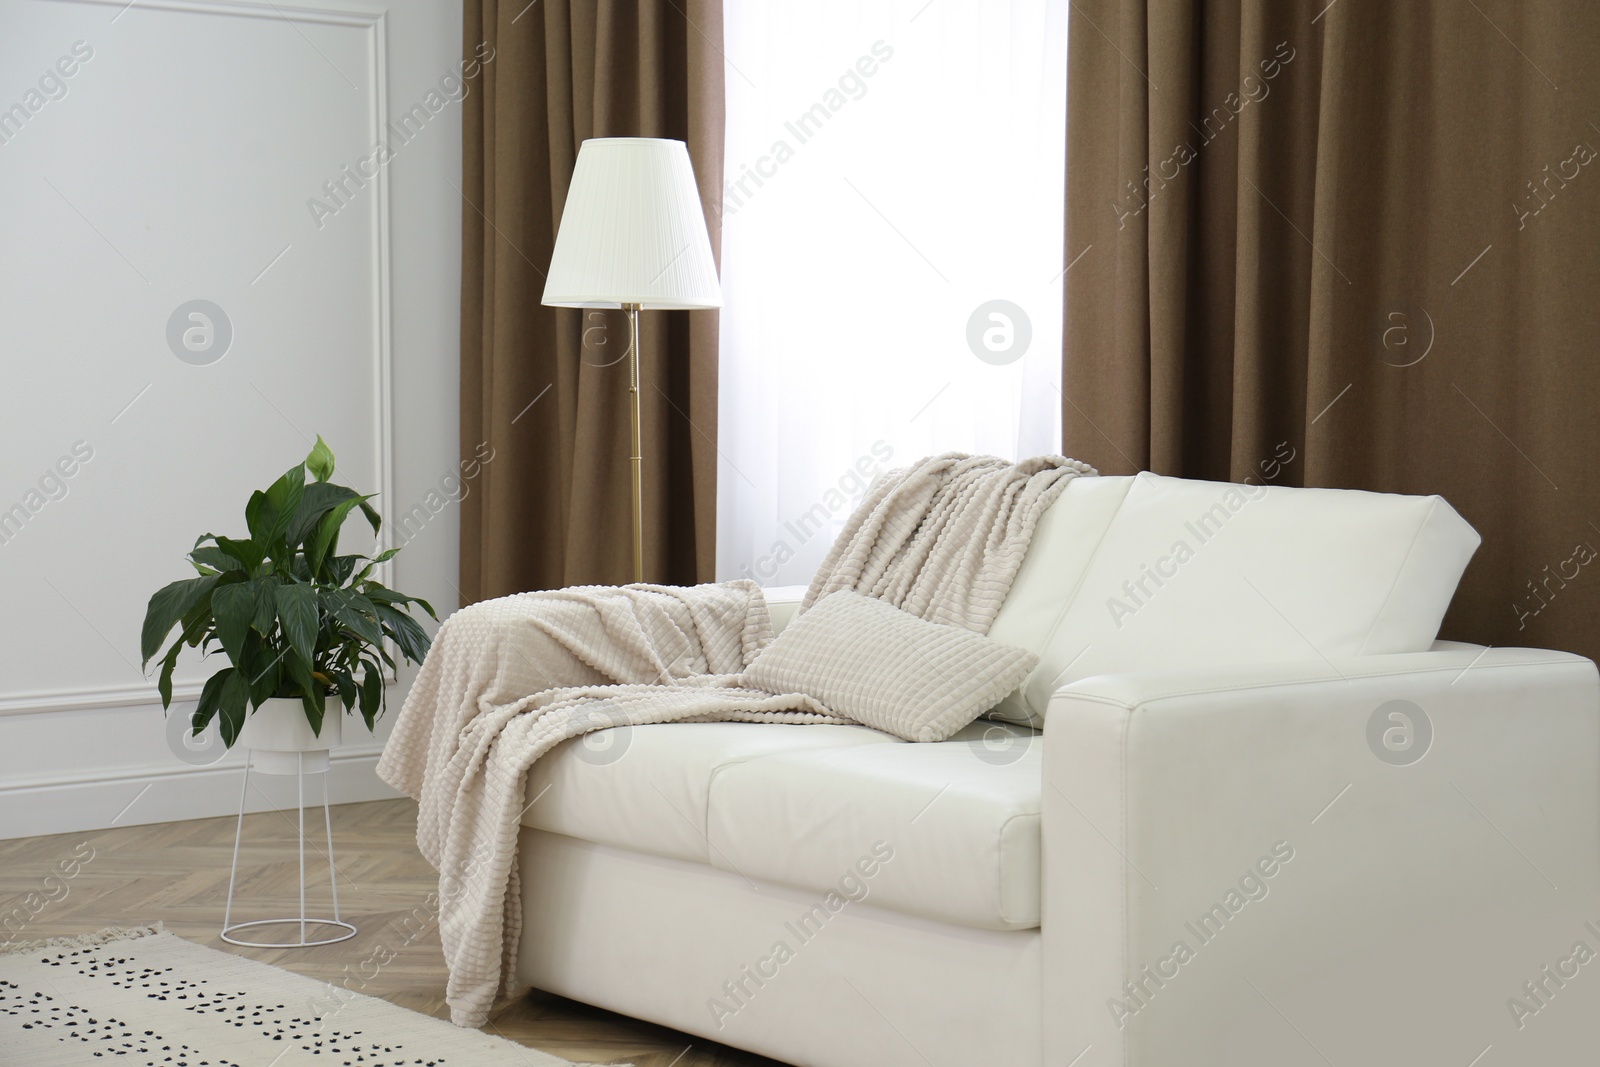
[140,437,436,764]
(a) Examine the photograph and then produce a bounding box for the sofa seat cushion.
[521,722,899,864]
[706,719,1043,931]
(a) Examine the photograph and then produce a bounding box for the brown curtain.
[1065,1,1600,660]
[459,0,724,604]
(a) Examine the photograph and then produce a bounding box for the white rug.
[0,925,580,1066]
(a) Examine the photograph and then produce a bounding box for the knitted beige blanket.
[376,453,1094,1027]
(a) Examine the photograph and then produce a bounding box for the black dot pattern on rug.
[0,979,243,1066]
[270,1012,445,1065]
[26,952,451,1066]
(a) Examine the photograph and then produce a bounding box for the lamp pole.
[625,303,643,583]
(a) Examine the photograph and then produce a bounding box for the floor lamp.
[542,137,722,583]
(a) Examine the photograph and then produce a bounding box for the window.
[717,0,1069,585]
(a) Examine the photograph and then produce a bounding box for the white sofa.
[510,473,1600,1066]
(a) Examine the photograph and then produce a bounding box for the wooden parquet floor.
[0,798,786,1067]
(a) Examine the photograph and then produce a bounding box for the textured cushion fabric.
[706,718,1044,931]
[1022,472,1481,715]
[985,476,1135,725]
[745,590,1038,742]
[520,722,899,863]
[801,454,1095,632]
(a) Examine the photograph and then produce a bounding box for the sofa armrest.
[764,584,809,635]
[1042,648,1600,1066]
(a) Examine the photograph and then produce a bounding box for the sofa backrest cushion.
[1012,472,1480,720]
[985,475,1134,724]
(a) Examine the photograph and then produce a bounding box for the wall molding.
[47,0,385,29]
[12,0,396,719]
[0,740,382,794]
[0,680,205,717]
[0,742,401,840]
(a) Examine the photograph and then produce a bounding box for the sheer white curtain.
[717,0,1069,585]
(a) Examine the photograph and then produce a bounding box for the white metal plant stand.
[220,701,356,948]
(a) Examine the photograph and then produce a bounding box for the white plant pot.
[238,696,342,775]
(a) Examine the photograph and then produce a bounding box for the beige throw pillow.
[745,591,1038,742]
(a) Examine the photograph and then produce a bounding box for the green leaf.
[245,490,270,543]
[173,611,211,653]
[327,554,363,586]
[176,571,239,653]
[276,583,319,664]
[194,532,264,575]
[301,687,326,737]
[286,482,360,550]
[210,582,255,665]
[263,465,306,547]
[330,670,357,713]
[216,536,266,575]
[363,583,437,620]
[284,648,319,701]
[251,576,281,634]
[358,499,382,536]
[358,664,383,729]
[352,546,402,584]
[375,603,431,665]
[306,435,336,483]
[156,642,182,709]
[307,495,373,578]
[241,634,283,709]
[217,668,250,747]
[189,545,244,573]
[193,668,232,734]
[141,574,220,667]
[325,589,383,646]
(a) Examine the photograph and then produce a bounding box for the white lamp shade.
[542,137,723,310]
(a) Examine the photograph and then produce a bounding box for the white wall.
[0,0,466,838]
